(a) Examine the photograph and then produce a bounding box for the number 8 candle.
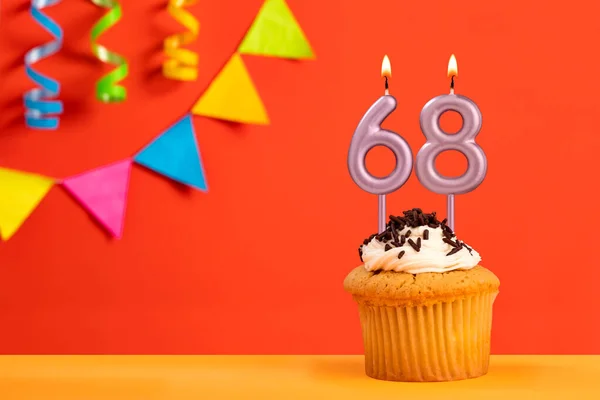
[348,56,413,233]
[416,55,487,231]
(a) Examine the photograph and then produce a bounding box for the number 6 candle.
[416,54,487,231]
[348,55,413,233]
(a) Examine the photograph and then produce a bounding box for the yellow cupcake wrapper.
[357,292,498,382]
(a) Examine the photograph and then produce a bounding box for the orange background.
[0,0,599,354]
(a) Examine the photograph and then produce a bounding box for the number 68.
[348,94,487,196]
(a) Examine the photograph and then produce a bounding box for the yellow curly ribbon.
[163,0,199,81]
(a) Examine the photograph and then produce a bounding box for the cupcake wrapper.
[357,292,498,382]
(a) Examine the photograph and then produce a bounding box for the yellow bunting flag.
[0,168,54,240]
[238,0,314,60]
[191,53,269,125]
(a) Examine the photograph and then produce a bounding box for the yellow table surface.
[0,355,598,399]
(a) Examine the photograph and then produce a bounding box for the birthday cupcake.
[344,208,499,382]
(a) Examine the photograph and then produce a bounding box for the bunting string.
[163,0,200,81]
[90,0,129,102]
[24,0,64,130]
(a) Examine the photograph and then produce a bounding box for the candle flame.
[381,55,391,78]
[447,54,458,77]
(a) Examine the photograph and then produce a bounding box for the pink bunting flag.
[62,159,132,238]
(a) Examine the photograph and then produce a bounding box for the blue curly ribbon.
[23,0,64,130]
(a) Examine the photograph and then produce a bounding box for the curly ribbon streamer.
[90,0,128,102]
[163,0,199,81]
[24,0,64,130]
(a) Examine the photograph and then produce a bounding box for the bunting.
[1,1,315,240]
[62,160,132,238]
[0,169,54,240]
[191,53,269,125]
[134,115,208,191]
[0,115,207,240]
[238,0,314,60]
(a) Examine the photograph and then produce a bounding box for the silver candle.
[348,56,413,233]
[415,55,487,230]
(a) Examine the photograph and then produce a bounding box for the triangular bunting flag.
[0,168,54,240]
[134,114,208,191]
[191,53,269,125]
[238,0,315,60]
[62,160,132,238]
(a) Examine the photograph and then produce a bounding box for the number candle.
[415,54,487,231]
[348,55,413,233]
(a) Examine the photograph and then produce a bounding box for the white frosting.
[362,225,481,274]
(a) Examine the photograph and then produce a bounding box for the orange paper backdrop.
[0,0,599,354]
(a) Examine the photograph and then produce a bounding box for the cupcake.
[343,208,499,382]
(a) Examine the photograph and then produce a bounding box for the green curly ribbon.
[90,0,128,102]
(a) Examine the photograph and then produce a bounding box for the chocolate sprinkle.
[390,215,404,225]
[447,247,462,256]
[443,238,458,247]
[358,247,363,261]
[358,208,467,261]
[363,233,376,245]
[443,230,455,240]
[397,250,406,259]
[391,226,399,242]
[407,238,420,252]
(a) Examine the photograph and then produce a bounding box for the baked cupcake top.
[359,208,481,274]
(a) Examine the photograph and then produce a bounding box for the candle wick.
[450,75,455,94]
[384,76,389,95]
